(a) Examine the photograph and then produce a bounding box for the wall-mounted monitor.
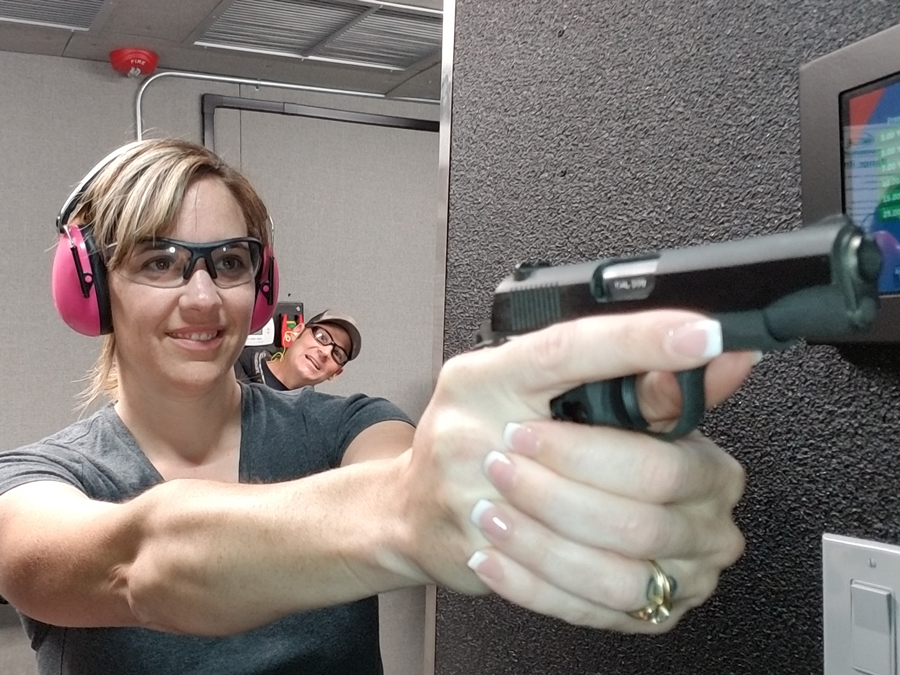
[800,23,900,342]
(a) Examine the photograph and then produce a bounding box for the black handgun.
[475,214,882,439]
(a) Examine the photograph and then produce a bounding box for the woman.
[0,139,754,674]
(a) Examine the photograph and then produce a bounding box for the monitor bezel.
[800,22,900,343]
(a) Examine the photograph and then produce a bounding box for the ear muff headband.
[52,142,279,336]
[55,141,146,236]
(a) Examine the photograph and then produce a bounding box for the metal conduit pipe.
[134,70,438,140]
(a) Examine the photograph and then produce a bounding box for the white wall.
[220,107,439,417]
[0,49,441,675]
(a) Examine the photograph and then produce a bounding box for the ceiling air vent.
[196,0,441,71]
[0,0,105,31]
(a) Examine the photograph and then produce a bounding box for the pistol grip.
[549,367,706,440]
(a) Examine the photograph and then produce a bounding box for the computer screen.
[841,71,900,293]
[800,22,900,342]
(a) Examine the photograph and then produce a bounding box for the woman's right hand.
[394,310,752,631]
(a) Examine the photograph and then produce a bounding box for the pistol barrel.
[489,215,881,350]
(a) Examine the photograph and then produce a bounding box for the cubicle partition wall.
[436,2,900,675]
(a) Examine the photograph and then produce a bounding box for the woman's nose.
[180,261,221,305]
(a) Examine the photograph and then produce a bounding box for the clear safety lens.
[117,237,263,289]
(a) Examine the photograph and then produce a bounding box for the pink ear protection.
[251,241,279,334]
[51,143,279,336]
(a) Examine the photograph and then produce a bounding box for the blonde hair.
[73,138,271,410]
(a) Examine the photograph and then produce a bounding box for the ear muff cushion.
[51,226,112,336]
[52,143,140,336]
[250,250,279,334]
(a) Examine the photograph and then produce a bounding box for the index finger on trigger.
[466,310,723,401]
[635,350,757,425]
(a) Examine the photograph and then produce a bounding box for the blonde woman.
[0,139,755,675]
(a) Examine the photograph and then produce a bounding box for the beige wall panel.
[0,48,440,675]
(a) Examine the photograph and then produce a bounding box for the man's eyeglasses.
[115,237,263,289]
[310,326,350,367]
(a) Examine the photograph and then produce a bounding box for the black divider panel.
[437,2,900,674]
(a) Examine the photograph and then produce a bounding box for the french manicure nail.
[470,499,492,527]
[470,499,511,539]
[502,422,540,456]
[466,550,503,582]
[467,550,489,571]
[483,450,515,490]
[667,319,723,358]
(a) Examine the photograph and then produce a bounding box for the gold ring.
[628,560,673,625]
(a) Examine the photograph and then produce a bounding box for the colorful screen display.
[841,72,900,293]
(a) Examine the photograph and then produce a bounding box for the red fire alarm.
[109,48,159,77]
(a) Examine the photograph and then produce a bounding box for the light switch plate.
[824,534,900,675]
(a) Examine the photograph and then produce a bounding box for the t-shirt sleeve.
[243,386,415,480]
[322,392,414,463]
[0,441,88,498]
[0,411,161,503]
[234,346,276,383]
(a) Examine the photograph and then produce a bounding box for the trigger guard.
[620,368,705,440]
[548,367,707,440]
[656,368,706,440]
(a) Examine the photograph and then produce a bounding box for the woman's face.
[109,176,257,397]
[284,323,352,386]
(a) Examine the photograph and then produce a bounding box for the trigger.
[654,367,706,440]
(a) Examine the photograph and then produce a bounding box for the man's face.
[284,322,352,385]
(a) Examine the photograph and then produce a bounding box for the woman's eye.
[136,255,175,274]
[217,255,248,272]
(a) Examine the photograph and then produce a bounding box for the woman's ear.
[328,367,344,381]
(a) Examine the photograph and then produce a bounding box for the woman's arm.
[341,419,415,465]
[0,310,755,638]
[0,451,420,636]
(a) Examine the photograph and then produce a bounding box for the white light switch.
[851,581,893,674]
[824,534,900,675]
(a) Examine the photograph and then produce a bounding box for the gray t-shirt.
[0,383,413,675]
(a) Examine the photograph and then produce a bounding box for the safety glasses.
[310,326,350,367]
[115,237,263,289]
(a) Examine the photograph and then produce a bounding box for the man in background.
[235,310,361,390]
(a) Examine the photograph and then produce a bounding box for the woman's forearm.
[118,455,421,635]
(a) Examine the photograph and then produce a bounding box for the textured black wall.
[437,2,900,674]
